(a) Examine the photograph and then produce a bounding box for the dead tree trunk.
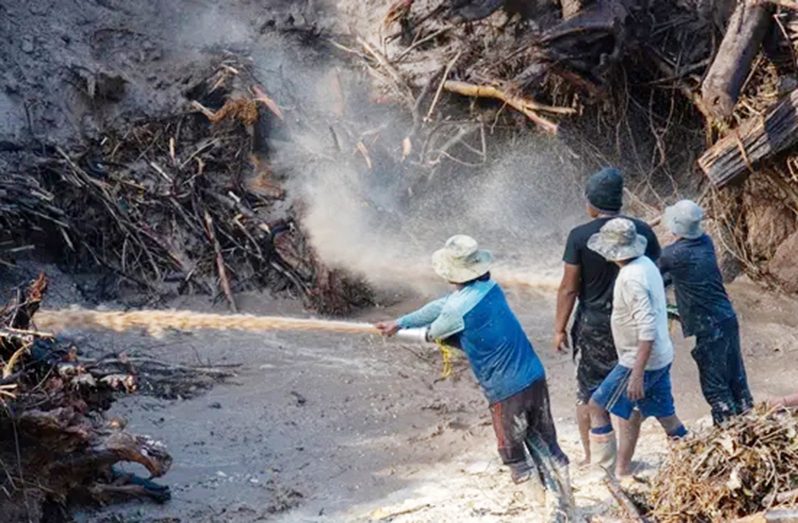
[698,88,798,187]
[701,0,772,121]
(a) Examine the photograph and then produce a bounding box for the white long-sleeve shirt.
[611,256,674,370]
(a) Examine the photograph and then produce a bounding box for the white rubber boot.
[589,431,617,472]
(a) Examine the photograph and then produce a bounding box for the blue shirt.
[659,234,736,337]
[397,280,545,403]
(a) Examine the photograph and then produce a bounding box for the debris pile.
[12,60,371,315]
[0,274,180,519]
[649,405,798,522]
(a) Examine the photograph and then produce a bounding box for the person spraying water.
[374,234,574,521]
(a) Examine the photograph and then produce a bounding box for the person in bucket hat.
[587,218,687,476]
[659,200,753,425]
[554,167,660,468]
[376,235,574,519]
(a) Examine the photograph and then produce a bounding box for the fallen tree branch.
[442,81,574,134]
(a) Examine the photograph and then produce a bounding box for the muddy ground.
[4,1,798,522]
[17,264,787,523]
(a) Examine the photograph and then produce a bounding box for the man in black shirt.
[554,167,661,468]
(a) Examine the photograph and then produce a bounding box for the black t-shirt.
[563,216,661,320]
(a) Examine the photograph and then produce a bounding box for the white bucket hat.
[664,199,704,239]
[587,218,648,262]
[432,235,493,283]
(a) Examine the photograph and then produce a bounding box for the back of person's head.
[585,167,623,215]
[664,200,704,239]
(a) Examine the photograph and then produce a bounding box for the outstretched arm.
[375,297,447,337]
[554,263,580,352]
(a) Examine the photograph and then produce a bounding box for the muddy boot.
[553,461,576,521]
[526,439,571,522]
[589,431,617,472]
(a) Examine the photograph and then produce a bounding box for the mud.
[55,276,797,523]
[3,1,798,521]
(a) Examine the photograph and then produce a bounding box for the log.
[698,89,798,187]
[701,0,772,120]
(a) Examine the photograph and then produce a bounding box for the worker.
[659,200,753,425]
[586,218,687,476]
[375,235,573,516]
[554,167,660,467]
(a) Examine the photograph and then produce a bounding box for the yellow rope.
[436,340,453,379]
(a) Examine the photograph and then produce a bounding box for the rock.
[21,38,34,54]
[209,402,222,409]
[768,230,798,293]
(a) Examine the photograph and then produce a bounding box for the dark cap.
[585,167,623,212]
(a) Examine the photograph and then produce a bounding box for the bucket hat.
[432,235,493,283]
[664,199,704,239]
[587,218,647,262]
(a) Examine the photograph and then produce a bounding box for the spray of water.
[247,37,586,294]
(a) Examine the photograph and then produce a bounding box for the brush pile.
[0,274,184,520]
[649,405,798,522]
[12,59,370,315]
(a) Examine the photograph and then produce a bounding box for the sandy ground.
[53,275,797,523]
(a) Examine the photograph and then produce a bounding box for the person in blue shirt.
[376,235,572,515]
[659,200,753,425]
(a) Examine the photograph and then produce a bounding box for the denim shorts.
[591,363,675,420]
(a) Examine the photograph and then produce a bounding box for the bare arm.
[554,263,580,352]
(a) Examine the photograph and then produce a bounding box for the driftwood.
[698,89,798,187]
[701,0,772,120]
[604,474,647,523]
[442,80,575,134]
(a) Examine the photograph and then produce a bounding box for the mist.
[178,10,587,293]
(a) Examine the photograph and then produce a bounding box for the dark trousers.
[489,379,569,469]
[571,311,617,405]
[692,316,753,425]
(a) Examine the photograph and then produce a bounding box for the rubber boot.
[526,437,572,522]
[553,462,575,514]
[589,431,617,472]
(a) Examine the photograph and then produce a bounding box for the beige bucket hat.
[432,235,494,283]
[587,217,648,262]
